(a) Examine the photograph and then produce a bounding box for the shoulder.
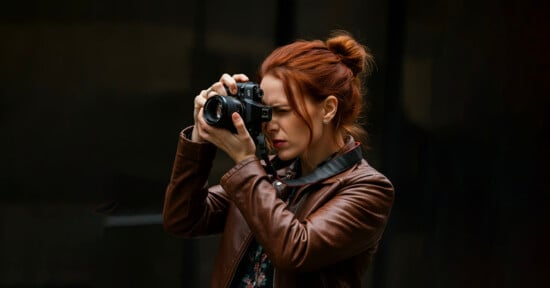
[339,159,395,197]
[329,160,395,218]
[356,160,391,181]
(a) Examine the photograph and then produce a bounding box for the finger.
[232,73,249,82]
[199,88,212,100]
[208,82,225,96]
[191,108,209,142]
[193,95,207,121]
[232,112,249,137]
[219,73,234,83]
[220,74,239,94]
[230,74,249,95]
[196,109,212,139]
[201,83,218,98]
[195,94,207,107]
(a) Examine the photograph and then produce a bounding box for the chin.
[277,155,292,161]
[276,150,298,161]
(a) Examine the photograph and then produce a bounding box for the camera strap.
[258,135,363,187]
[285,143,362,187]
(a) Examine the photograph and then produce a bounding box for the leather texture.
[163,126,395,288]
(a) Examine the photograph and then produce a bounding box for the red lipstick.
[272,140,286,149]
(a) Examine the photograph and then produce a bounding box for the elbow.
[162,212,178,235]
[162,209,203,238]
[162,211,188,237]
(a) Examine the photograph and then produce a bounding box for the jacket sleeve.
[162,126,231,237]
[220,158,394,272]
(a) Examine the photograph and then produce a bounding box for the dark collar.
[268,138,363,187]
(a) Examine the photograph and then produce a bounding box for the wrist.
[234,154,257,165]
[190,126,205,143]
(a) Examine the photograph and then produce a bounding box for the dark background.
[0,0,547,287]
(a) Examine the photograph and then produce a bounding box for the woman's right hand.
[191,73,250,142]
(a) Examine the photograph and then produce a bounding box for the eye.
[274,107,292,114]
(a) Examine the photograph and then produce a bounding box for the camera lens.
[214,102,223,120]
[203,95,243,130]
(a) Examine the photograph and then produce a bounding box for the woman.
[163,31,394,287]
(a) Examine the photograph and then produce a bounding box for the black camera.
[203,82,272,138]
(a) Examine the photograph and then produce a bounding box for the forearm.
[163,127,219,236]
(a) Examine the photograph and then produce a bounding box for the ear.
[322,95,338,123]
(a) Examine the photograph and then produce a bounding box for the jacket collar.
[270,137,362,186]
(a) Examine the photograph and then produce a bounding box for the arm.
[162,127,231,237]
[163,73,252,237]
[221,159,394,271]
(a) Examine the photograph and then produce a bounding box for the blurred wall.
[381,1,547,287]
[0,0,547,287]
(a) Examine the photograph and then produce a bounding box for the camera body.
[203,82,272,138]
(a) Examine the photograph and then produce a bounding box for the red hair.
[258,31,375,150]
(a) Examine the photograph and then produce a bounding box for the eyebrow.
[269,104,291,109]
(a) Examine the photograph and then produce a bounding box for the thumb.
[232,112,248,135]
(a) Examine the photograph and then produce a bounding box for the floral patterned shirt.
[231,239,274,288]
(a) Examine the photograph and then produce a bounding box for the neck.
[300,134,345,176]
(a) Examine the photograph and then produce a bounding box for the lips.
[272,140,286,149]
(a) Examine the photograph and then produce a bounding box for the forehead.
[260,74,288,106]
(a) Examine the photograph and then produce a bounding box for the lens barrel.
[203,95,243,130]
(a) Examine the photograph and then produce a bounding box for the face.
[260,74,326,161]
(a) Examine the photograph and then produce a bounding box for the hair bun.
[326,32,374,77]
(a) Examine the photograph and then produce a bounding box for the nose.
[265,118,279,134]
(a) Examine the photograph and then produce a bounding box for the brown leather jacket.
[163,127,394,287]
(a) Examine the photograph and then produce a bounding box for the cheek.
[287,121,313,152]
[285,116,309,136]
